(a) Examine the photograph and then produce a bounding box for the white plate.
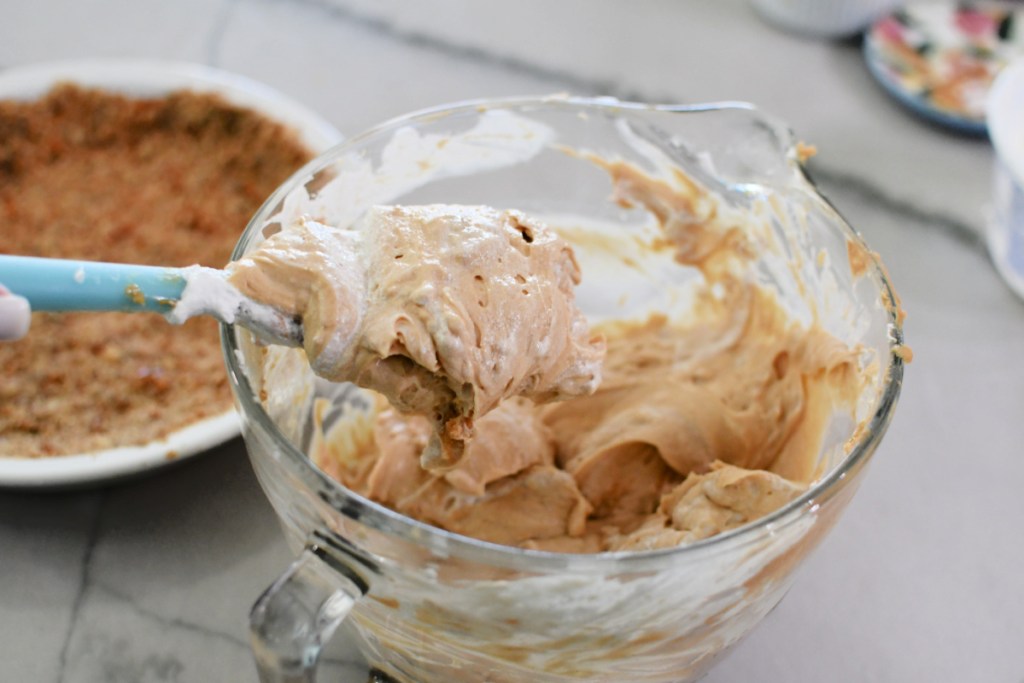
[0,59,343,489]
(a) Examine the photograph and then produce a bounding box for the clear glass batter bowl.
[221,97,905,683]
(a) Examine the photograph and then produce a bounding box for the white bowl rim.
[0,58,343,489]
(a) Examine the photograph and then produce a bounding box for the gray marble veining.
[2,1,1022,681]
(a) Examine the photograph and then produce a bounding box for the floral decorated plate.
[864,2,1024,134]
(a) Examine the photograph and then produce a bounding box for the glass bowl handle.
[250,530,372,682]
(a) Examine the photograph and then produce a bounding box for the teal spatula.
[0,254,302,346]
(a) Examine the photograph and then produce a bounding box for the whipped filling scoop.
[225,204,605,470]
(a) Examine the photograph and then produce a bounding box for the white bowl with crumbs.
[0,59,343,488]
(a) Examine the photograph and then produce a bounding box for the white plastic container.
[986,58,1024,299]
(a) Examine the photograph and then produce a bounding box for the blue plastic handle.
[0,255,187,314]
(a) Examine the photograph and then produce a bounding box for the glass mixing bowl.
[221,97,905,683]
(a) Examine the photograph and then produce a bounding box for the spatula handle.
[0,254,186,313]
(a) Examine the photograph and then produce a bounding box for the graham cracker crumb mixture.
[0,85,313,457]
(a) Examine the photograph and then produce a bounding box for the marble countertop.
[2,1,1023,681]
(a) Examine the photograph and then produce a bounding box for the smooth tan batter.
[315,294,858,552]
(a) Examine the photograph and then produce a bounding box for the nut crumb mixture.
[0,85,313,457]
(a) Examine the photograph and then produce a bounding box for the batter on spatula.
[226,204,605,470]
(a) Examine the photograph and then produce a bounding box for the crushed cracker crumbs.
[0,84,313,457]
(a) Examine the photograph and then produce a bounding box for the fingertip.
[0,294,31,341]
